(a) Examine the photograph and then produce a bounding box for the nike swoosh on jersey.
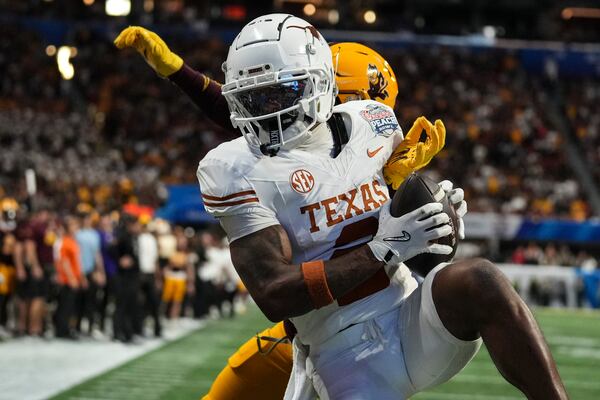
[367,146,384,158]
[383,231,411,242]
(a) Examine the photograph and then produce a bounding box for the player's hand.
[368,202,453,265]
[439,180,466,239]
[383,116,446,190]
[114,26,183,77]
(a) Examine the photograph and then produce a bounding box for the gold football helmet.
[330,42,398,109]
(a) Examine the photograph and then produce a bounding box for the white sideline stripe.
[0,319,203,400]
[415,393,522,400]
[548,336,600,347]
[454,373,600,389]
[556,346,600,360]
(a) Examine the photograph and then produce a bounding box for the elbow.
[254,276,306,322]
[254,285,290,323]
[258,303,287,323]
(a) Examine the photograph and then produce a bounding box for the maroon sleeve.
[169,64,235,133]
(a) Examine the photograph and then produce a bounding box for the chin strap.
[260,143,280,157]
[327,113,349,157]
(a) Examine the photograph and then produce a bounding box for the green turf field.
[52,307,600,400]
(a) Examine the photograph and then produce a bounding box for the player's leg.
[398,264,482,396]
[309,309,414,400]
[432,258,568,399]
[202,322,292,400]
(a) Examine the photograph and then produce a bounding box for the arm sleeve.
[219,211,280,243]
[169,64,234,132]
[197,157,279,241]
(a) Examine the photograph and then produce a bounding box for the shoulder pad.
[197,139,264,217]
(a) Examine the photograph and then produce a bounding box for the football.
[390,172,459,276]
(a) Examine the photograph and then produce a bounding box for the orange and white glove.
[384,116,446,190]
[114,26,183,77]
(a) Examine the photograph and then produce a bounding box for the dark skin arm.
[230,225,384,322]
[169,64,233,131]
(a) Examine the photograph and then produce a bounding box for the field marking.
[453,373,600,390]
[556,346,600,360]
[548,336,600,347]
[415,393,522,400]
[0,320,204,400]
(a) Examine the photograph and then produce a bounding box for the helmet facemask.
[223,67,332,156]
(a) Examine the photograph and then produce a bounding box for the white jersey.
[197,100,417,345]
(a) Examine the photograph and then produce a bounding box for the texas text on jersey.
[197,99,418,346]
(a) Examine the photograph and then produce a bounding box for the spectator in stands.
[576,251,597,272]
[112,216,142,343]
[543,243,561,266]
[156,220,177,270]
[190,233,209,319]
[523,242,543,265]
[511,245,526,264]
[27,210,58,336]
[97,214,117,333]
[13,210,47,337]
[0,210,17,337]
[137,216,161,337]
[54,217,83,339]
[161,251,190,320]
[557,245,574,267]
[75,212,105,335]
[200,232,238,318]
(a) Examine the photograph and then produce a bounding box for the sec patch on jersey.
[359,103,400,137]
[390,172,459,276]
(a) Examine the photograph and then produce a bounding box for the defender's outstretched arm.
[114,26,233,131]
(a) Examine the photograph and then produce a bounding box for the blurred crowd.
[564,79,600,190]
[0,22,594,219]
[508,242,599,308]
[389,47,589,220]
[0,200,245,341]
[0,22,232,213]
[510,242,597,270]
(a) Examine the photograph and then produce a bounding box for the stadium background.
[0,0,599,399]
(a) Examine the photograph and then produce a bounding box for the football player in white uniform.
[115,27,449,399]
[113,14,566,399]
[115,15,567,399]
[195,13,567,400]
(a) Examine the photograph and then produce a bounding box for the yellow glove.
[114,26,183,77]
[384,116,446,190]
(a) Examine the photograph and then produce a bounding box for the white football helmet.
[222,14,336,156]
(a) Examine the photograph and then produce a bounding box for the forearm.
[169,64,234,131]
[259,247,382,321]
[324,245,385,299]
[231,225,383,321]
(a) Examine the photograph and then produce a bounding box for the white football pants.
[308,263,483,399]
